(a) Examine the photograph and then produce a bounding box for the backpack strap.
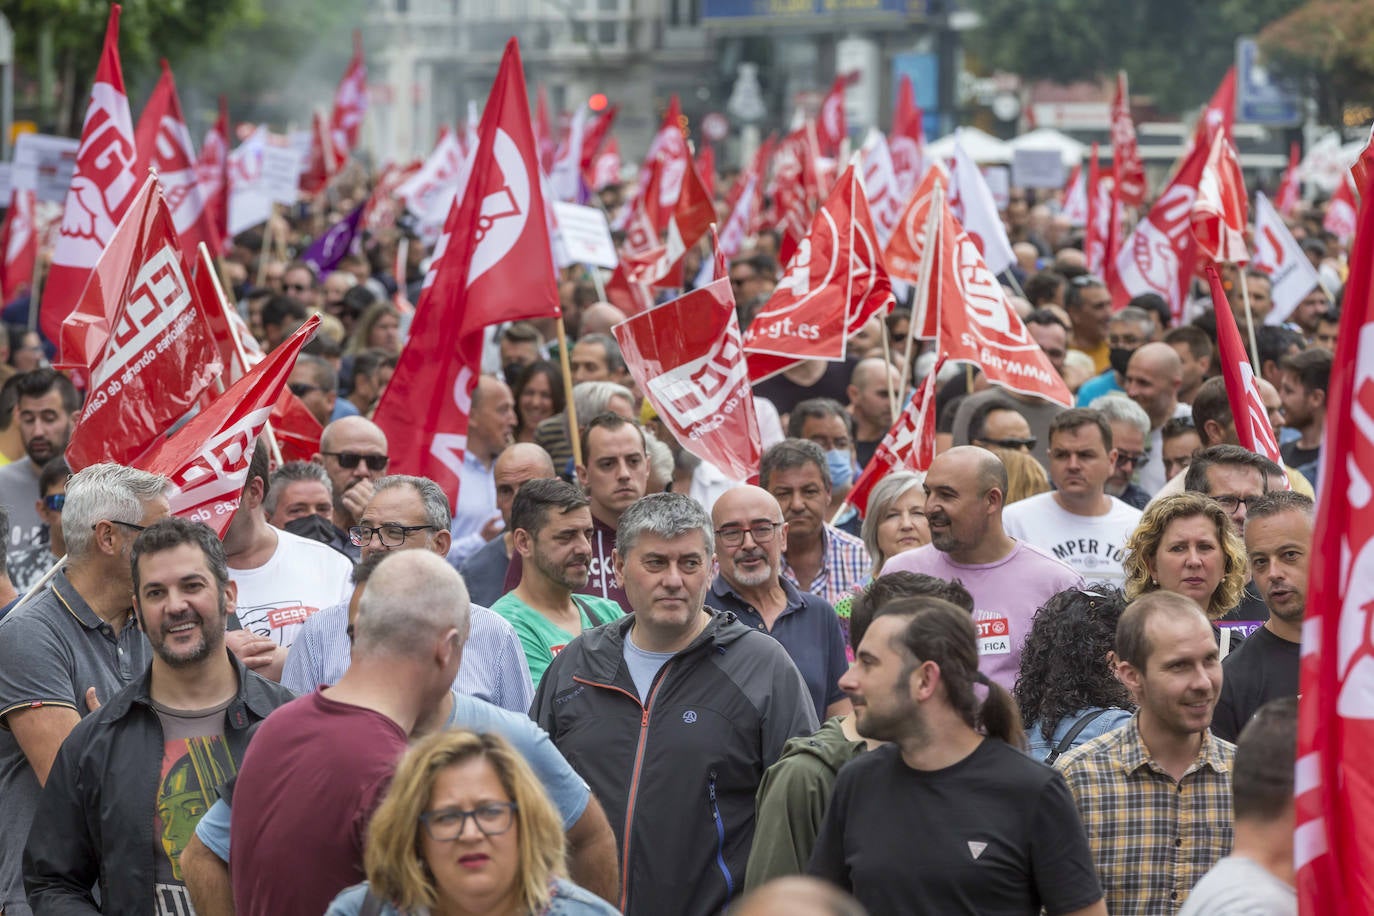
[1045,708,1114,765]
[357,888,384,916]
[571,594,613,627]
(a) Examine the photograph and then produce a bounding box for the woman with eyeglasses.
[1014,586,1135,764]
[327,730,618,916]
[1122,493,1247,623]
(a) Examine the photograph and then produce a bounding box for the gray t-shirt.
[0,457,44,550]
[623,630,675,702]
[0,571,150,916]
[1177,855,1296,916]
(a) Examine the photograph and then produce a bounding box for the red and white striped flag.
[1204,265,1284,468]
[0,187,37,304]
[328,30,367,167]
[848,354,945,516]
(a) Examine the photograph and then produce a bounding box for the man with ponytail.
[807,596,1106,916]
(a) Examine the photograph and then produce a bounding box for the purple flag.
[302,203,363,277]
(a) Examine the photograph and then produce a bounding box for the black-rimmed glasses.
[714,522,782,548]
[348,524,438,547]
[419,802,518,841]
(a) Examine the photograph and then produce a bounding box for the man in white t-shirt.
[1003,409,1142,588]
[223,440,354,681]
[881,446,1082,690]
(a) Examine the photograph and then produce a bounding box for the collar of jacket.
[571,607,750,684]
[100,649,281,731]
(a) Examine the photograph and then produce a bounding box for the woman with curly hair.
[1122,492,1247,622]
[1014,587,1135,763]
[509,361,565,444]
[327,729,616,916]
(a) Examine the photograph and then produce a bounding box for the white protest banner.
[261,144,302,205]
[1011,148,1065,189]
[12,133,80,204]
[228,126,270,235]
[552,201,618,269]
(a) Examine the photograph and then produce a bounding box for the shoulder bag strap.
[1045,708,1114,765]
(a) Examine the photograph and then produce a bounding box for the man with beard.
[0,463,170,916]
[1057,592,1235,915]
[708,485,850,722]
[808,596,1105,916]
[23,519,295,914]
[881,446,1082,690]
[492,478,624,687]
[0,369,79,549]
[1211,492,1312,743]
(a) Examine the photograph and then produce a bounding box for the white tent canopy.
[926,126,1012,164]
[1008,128,1088,168]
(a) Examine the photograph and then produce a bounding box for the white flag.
[948,136,1015,277]
[1254,191,1322,326]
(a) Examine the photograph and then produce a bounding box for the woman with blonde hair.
[327,730,617,916]
[1122,492,1247,621]
[347,301,403,357]
[987,445,1050,505]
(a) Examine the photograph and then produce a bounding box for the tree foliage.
[966,0,1306,113]
[1259,0,1374,127]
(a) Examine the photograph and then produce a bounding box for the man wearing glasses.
[225,441,355,680]
[708,485,850,722]
[313,414,391,535]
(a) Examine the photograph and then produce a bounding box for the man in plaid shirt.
[1056,591,1235,915]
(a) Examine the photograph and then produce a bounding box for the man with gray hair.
[0,463,170,916]
[283,474,534,713]
[229,550,469,916]
[1089,393,1154,510]
[534,492,817,916]
[262,461,334,531]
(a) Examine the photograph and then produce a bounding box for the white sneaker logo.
[967,841,988,860]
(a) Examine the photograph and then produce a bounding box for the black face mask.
[284,513,341,547]
[1109,346,1135,377]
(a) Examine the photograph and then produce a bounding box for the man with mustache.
[1056,591,1235,915]
[492,478,624,687]
[0,369,79,550]
[23,519,295,915]
[708,484,851,722]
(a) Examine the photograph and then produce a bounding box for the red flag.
[1111,134,1209,324]
[0,187,37,304]
[1295,152,1374,916]
[195,97,230,251]
[269,387,325,464]
[580,104,618,181]
[139,315,319,537]
[1062,163,1088,226]
[890,73,926,199]
[1324,176,1358,244]
[194,244,262,384]
[709,223,727,282]
[883,167,948,338]
[1204,266,1284,467]
[927,193,1072,406]
[590,136,621,191]
[134,61,222,260]
[1085,143,1107,274]
[328,30,367,166]
[1110,71,1147,208]
[63,175,222,471]
[696,141,716,203]
[1192,132,1250,264]
[849,354,945,516]
[300,110,338,197]
[1351,124,1374,194]
[614,277,761,482]
[717,169,759,262]
[745,164,892,370]
[534,84,556,174]
[816,75,849,158]
[770,126,822,265]
[1181,67,1236,166]
[373,38,559,503]
[41,4,139,346]
[1275,140,1302,216]
[631,96,689,236]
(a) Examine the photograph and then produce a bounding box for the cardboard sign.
[1012,148,1066,189]
[261,144,302,205]
[553,201,619,268]
[12,133,80,203]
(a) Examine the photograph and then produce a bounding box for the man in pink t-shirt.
[881,446,1083,689]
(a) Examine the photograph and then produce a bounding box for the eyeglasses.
[1212,495,1256,514]
[979,437,1037,452]
[43,494,65,512]
[321,451,390,471]
[419,802,519,841]
[1115,452,1149,469]
[714,522,782,548]
[348,524,437,547]
[93,520,146,534]
[288,382,321,398]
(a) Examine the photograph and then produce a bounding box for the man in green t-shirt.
[491,478,623,686]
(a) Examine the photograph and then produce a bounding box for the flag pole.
[255,209,276,289]
[26,251,47,334]
[879,323,899,424]
[555,313,582,469]
[896,183,942,408]
[1236,265,1261,369]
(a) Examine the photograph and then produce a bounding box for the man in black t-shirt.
[1213,491,1312,742]
[807,596,1105,916]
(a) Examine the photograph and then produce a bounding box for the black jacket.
[532,609,818,916]
[23,654,295,915]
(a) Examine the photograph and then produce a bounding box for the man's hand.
[225,630,287,681]
[340,479,377,526]
[85,687,101,712]
[480,513,505,542]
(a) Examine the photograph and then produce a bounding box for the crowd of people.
[0,158,1342,916]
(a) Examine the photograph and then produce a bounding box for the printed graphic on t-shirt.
[235,600,324,645]
[975,611,1011,655]
[154,736,236,915]
[1047,537,1129,583]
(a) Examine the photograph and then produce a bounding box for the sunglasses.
[288,382,321,398]
[320,451,390,471]
[980,437,1037,451]
[43,494,65,512]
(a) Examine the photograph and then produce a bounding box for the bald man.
[708,485,850,722]
[579,302,628,337]
[735,878,867,916]
[847,358,902,468]
[449,375,517,567]
[881,446,1082,689]
[1124,342,1192,494]
[461,443,557,607]
[314,415,390,535]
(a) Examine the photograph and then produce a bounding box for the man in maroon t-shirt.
[227,550,467,916]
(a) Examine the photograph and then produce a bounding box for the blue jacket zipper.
[708,769,735,898]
